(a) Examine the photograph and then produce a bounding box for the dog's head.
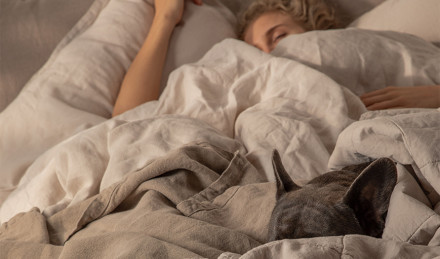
[268,150,397,242]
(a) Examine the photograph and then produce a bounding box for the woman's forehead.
[244,11,293,43]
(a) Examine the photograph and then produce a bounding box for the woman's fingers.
[361,85,440,110]
[360,86,399,100]
[361,86,402,110]
[192,0,203,5]
[366,99,401,110]
[361,87,398,107]
[361,93,392,107]
[360,87,392,98]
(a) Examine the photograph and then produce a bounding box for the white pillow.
[0,0,237,192]
[349,0,440,44]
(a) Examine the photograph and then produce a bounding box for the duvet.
[1,25,440,258]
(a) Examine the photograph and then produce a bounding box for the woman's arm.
[360,85,440,110]
[112,0,202,117]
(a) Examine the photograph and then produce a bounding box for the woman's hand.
[360,85,440,110]
[154,0,203,25]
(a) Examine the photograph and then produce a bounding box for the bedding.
[1,0,440,258]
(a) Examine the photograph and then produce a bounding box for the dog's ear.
[272,150,300,199]
[341,161,373,175]
[343,158,397,237]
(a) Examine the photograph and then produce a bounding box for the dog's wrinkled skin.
[268,150,397,242]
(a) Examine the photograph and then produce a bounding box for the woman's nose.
[261,44,272,53]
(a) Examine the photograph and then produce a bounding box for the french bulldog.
[268,150,397,242]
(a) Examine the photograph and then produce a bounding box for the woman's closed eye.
[270,27,289,46]
[273,32,287,43]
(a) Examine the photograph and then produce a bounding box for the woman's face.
[244,11,305,53]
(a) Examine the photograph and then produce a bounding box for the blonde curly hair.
[237,0,340,40]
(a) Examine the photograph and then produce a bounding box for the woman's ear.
[343,158,398,237]
[272,150,300,199]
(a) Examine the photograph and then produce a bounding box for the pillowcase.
[349,0,440,44]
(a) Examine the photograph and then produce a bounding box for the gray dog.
[268,150,397,242]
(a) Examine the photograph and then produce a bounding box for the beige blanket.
[2,138,440,258]
[1,143,271,258]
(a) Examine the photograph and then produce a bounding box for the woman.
[113,0,439,116]
[239,0,440,110]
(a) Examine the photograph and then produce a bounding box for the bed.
[1,0,439,257]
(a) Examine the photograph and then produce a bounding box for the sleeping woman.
[112,0,440,117]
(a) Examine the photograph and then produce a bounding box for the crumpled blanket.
[1,143,272,258]
[222,108,440,258]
